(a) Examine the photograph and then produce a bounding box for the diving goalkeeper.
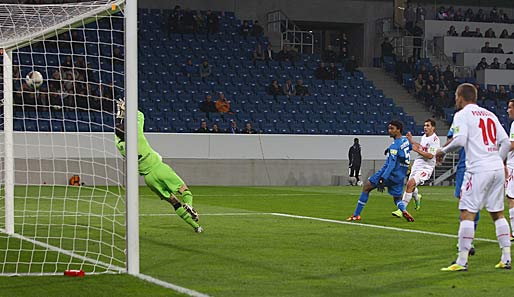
[114,99,203,233]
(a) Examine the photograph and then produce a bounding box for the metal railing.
[266,9,314,54]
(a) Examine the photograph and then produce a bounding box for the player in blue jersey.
[346,120,415,222]
[447,126,479,255]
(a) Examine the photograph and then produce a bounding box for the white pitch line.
[135,273,210,297]
[13,212,273,219]
[270,213,498,243]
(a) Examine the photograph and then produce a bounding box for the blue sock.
[474,211,480,231]
[353,192,369,216]
[395,199,406,212]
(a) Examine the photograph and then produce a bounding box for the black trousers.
[349,166,361,181]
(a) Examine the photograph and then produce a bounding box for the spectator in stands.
[417,64,428,80]
[196,121,209,133]
[239,20,251,39]
[283,79,296,98]
[500,29,510,39]
[211,123,222,133]
[412,22,423,59]
[454,8,464,21]
[434,91,449,118]
[340,47,349,62]
[340,33,349,52]
[381,37,395,61]
[251,20,264,37]
[182,58,196,78]
[476,58,489,70]
[481,42,493,53]
[437,75,449,92]
[166,5,181,34]
[500,10,510,23]
[242,122,258,134]
[437,6,448,20]
[505,58,514,70]
[194,10,205,32]
[431,64,441,81]
[265,43,274,62]
[113,47,123,65]
[404,3,416,34]
[205,10,219,38]
[442,66,455,87]
[447,26,458,36]
[252,44,265,64]
[215,92,233,118]
[461,26,473,37]
[511,32,514,39]
[474,27,483,38]
[485,28,496,38]
[475,83,486,101]
[181,9,196,34]
[199,60,212,80]
[490,57,501,69]
[494,43,505,54]
[344,56,359,76]
[426,74,438,93]
[295,79,310,97]
[268,79,283,98]
[498,86,509,101]
[328,63,340,80]
[199,94,217,119]
[447,6,455,20]
[226,120,239,134]
[464,8,474,21]
[414,74,425,96]
[490,7,500,23]
[315,63,329,80]
[474,9,486,22]
[416,4,425,22]
[395,57,410,82]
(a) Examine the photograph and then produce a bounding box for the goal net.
[0,0,128,275]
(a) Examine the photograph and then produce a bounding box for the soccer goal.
[0,0,139,276]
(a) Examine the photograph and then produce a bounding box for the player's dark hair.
[457,83,477,102]
[354,138,359,143]
[424,118,436,127]
[509,98,514,106]
[389,120,403,133]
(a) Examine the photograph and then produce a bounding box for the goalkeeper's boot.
[391,209,402,218]
[183,204,199,222]
[345,215,361,221]
[402,211,414,222]
[441,262,467,272]
[414,193,422,211]
[495,260,511,270]
[194,226,204,233]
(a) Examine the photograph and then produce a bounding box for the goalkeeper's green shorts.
[144,162,185,199]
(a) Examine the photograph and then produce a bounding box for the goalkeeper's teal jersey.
[115,111,162,175]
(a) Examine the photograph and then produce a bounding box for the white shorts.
[459,170,505,213]
[408,168,433,186]
[506,167,514,198]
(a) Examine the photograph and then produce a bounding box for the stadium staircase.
[360,67,450,136]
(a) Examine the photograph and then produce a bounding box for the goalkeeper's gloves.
[116,98,125,119]
[377,178,386,192]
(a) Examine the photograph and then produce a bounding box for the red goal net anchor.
[64,269,85,277]
[69,175,80,186]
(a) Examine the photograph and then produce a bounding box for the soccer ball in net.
[357,180,363,186]
[25,70,44,89]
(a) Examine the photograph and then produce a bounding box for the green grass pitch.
[1,185,514,296]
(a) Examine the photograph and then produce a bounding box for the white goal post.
[0,0,139,276]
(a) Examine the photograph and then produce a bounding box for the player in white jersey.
[505,99,514,241]
[436,83,511,271]
[392,119,440,217]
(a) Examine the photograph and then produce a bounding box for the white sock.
[402,192,413,207]
[457,220,475,266]
[495,218,512,264]
[412,187,419,202]
[509,208,514,237]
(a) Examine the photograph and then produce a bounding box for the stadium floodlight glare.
[0,0,139,276]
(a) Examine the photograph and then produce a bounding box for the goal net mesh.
[0,0,126,275]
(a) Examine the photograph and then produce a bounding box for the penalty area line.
[270,213,498,243]
[135,273,210,297]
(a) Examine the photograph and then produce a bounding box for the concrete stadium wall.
[139,0,394,67]
[476,69,514,85]
[440,36,514,56]
[4,132,446,186]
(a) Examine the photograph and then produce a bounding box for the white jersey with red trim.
[411,133,440,172]
[507,121,514,168]
[450,103,508,173]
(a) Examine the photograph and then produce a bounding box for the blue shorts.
[369,172,404,197]
[454,168,465,198]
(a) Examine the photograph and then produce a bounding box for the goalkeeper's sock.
[175,207,200,229]
[181,190,193,206]
[353,192,369,216]
[412,187,419,201]
[474,211,480,231]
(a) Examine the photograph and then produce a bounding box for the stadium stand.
[1,8,424,135]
